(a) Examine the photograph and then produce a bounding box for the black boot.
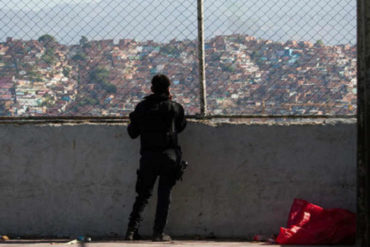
[125,229,142,240]
[152,232,172,242]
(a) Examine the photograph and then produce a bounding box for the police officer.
[125,74,187,241]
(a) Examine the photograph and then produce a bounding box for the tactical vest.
[139,100,178,151]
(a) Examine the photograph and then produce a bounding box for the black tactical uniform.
[126,92,186,240]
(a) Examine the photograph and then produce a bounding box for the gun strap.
[169,103,176,135]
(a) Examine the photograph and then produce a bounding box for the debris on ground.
[253,234,276,243]
[76,236,92,242]
[77,236,84,241]
[66,239,78,245]
[1,235,9,241]
[276,198,356,245]
[267,234,277,244]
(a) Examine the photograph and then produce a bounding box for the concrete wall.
[0,121,356,238]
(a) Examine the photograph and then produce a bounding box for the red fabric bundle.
[276,198,356,244]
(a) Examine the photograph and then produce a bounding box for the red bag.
[276,199,356,245]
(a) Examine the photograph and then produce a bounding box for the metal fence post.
[197,0,207,117]
[357,0,370,246]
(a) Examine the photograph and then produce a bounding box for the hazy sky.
[0,0,356,45]
[0,0,98,10]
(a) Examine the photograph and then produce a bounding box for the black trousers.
[127,149,178,234]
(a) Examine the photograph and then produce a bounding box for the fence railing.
[0,0,356,118]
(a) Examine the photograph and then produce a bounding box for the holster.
[174,147,188,181]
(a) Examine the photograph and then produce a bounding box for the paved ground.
[0,240,269,247]
[0,240,354,247]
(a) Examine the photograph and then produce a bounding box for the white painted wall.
[0,121,356,238]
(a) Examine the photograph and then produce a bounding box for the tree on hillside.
[104,83,117,93]
[28,69,43,81]
[315,40,324,47]
[79,36,91,49]
[38,34,58,65]
[89,67,110,84]
[63,67,71,77]
[80,36,88,46]
[160,45,180,57]
[78,95,99,106]
[88,67,117,93]
[41,47,57,65]
[72,52,87,62]
[38,34,57,47]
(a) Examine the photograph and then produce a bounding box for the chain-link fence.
[204,0,356,116]
[0,0,356,117]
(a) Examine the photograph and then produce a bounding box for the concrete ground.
[0,240,354,247]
